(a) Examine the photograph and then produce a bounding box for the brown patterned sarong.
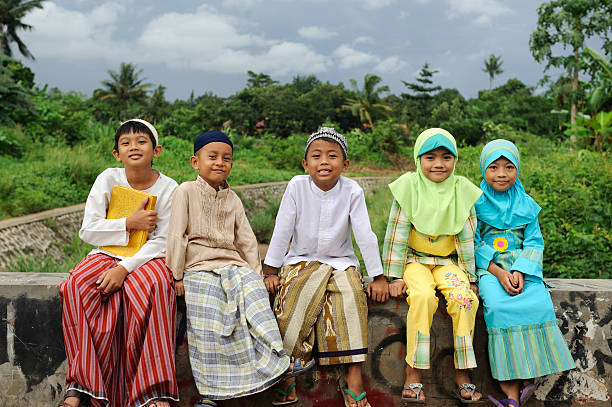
[273,261,368,365]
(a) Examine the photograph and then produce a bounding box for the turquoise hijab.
[475,139,541,229]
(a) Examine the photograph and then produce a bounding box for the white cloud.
[354,36,374,45]
[374,56,407,73]
[447,0,513,22]
[222,0,261,9]
[333,44,379,69]
[298,25,338,40]
[22,2,128,60]
[137,7,327,75]
[361,0,396,10]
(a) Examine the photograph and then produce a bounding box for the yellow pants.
[403,262,478,369]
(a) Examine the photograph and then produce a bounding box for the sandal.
[401,383,425,403]
[281,357,315,379]
[59,390,90,407]
[271,381,298,406]
[500,399,520,407]
[338,376,371,407]
[194,399,218,407]
[487,395,505,407]
[520,383,536,405]
[453,383,483,404]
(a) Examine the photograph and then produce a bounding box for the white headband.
[121,118,159,144]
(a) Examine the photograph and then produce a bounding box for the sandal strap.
[458,383,477,399]
[274,381,296,397]
[501,398,520,407]
[342,387,367,402]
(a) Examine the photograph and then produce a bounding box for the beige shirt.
[166,176,262,280]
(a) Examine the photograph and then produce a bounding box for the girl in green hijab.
[382,128,483,403]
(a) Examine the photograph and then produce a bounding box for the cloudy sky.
[15,0,586,101]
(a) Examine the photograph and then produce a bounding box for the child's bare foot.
[342,363,369,407]
[500,379,520,404]
[272,377,297,405]
[402,364,425,401]
[60,396,80,407]
[455,369,482,401]
[146,399,171,407]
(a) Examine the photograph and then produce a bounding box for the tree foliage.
[529,0,612,124]
[0,0,44,59]
[343,73,391,126]
[482,54,504,89]
[94,62,152,121]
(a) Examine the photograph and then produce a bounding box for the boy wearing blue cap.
[166,131,312,407]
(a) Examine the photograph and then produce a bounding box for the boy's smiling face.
[190,142,233,189]
[419,146,455,182]
[113,130,161,168]
[302,138,349,191]
[485,156,517,191]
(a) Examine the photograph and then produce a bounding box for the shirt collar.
[309,176,342,197]
[196,175,229,196]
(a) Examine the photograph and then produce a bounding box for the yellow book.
[101,185,157,257]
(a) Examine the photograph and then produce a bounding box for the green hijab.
[389,128,482,236]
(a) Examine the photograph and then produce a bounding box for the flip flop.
[500,399,520,407]
[520,383,536,405]
[282,357,316,379]
[59,389,90,407]
[454,383,484,404]
[487,395,505,407]
[194,399,217,407]
[272,381,298,406]
[338,376,371,407]
[401,383,425,403]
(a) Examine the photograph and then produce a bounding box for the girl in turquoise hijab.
[475,139,575,407]
[382,128,483,403]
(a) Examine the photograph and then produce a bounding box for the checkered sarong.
[183,265,290,400]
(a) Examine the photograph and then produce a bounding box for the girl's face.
[419,147,455,182]
[485,156,517,191]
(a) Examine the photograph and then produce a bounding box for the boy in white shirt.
[59,119,178,407]
[264,127,389,407]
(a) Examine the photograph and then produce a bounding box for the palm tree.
[0,0,44,59]
[94,62,152,121]
[246,70,278,88]
[482,54,504,89]
[343,73,391,126]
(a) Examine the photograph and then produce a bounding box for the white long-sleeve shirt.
[264,175,383,277]
[79,167,178,272]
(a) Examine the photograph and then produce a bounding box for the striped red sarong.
[60,253,178,407]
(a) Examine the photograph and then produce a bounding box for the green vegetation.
[0,1,610,278]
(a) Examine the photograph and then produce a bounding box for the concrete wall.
[0,177,390,272]
[0,274,610,407]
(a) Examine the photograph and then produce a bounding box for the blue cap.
[194,130,233,155]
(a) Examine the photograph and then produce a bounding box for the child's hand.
[174,280,185,296]
[96,265,129,295]
[389,279,407,299]
[264,275,280,295]
[497,271,521,296]
[512,271,524,293]
[488,261,520,296]
[264,265,281,295]
[126,197,158,231]
[469,282,479,297]
[366,275,390,303]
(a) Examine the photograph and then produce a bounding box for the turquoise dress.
[475,219,575,381]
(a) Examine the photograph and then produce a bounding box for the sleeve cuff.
[510,257,543,279]
[475,244,497,270]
